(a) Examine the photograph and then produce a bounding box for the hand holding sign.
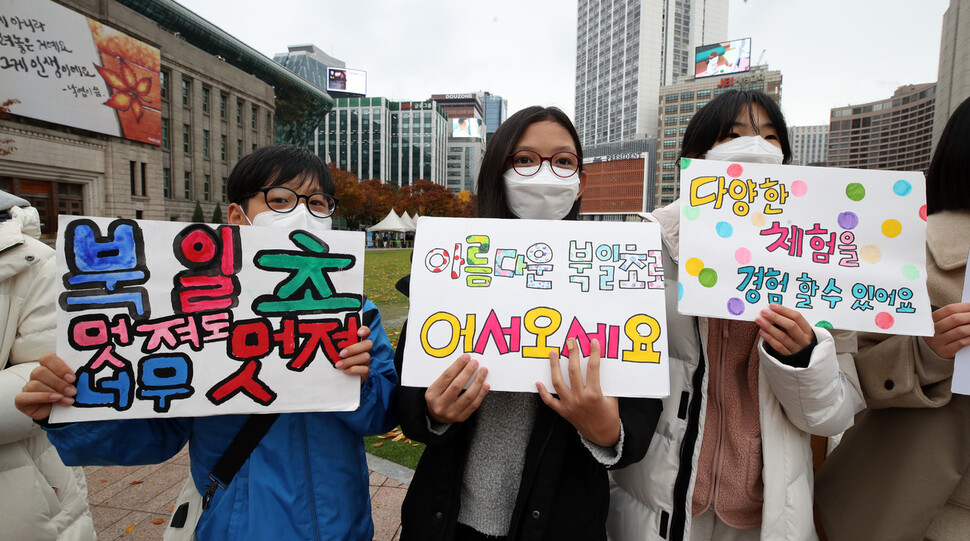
[537,338,621,447]
[15,353,78,420]
[336,325,373,384]
[923,303,970,360]
[425,354,490,425]
[755,304,815,355]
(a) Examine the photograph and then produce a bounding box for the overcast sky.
[174,0,950,127]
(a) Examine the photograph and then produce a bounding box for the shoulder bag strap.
[202,413,280,509]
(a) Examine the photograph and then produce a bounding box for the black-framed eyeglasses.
[508,150,580,178]
[245,186,339,218]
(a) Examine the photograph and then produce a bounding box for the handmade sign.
[402,217,669,398]
[50,216,365,423]
[678,158,933,335]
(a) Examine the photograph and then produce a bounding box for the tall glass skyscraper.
[483,93,507,143]
[574,0,728,146]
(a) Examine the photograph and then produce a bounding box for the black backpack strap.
[202,413,280,509]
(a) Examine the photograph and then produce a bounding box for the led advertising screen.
[695,38,751,79]
[1,0,162,145]
[326,67,367,96]
[451,118,482,139]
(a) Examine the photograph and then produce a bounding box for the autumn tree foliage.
[330,164,475,229]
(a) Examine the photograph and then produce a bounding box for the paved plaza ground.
[82,448,411,540]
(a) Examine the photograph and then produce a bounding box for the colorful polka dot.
[682,205,701,221]
[790,180,808,197]
[735,247,752,265]
[678,282,684,301]
[716,221,734,238]
[727,163,743,178]
[685,257,705,276]
[919,205,927,221]
[875,312,895,330]
[837,211,859,230]
[815,320,834,329]
[860,245,882,264]
[846,183,866,202]
[750,212,766,228]
[698,267,718,288]
[727,297,745,315]
[901,264,920,280]
[680,158,692,169]
[893,180,913,196]
[882,219,902,238]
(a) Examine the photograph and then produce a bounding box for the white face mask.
[705,135,784,165]
[503,162,581,220]
[244,204,333,231]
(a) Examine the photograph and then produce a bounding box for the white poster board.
[678,158,933,335]
[51,216,364,422]
[402,217,670,398]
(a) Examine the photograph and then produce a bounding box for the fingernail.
[339,349,348,358]
[470,360,478,368]
[50,393,62,401]
[64,386,76,397]
[62,397,74,405]
[335,361,343,368]
[64,373,76,383]
[480,367,488,376]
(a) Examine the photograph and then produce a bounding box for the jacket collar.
[926,210,970,271]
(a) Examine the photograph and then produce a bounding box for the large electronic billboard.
[327,67,367,96]
[695,38,751,79]
[0,0,162,145]
[451,118,482,139]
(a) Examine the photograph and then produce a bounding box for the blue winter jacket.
[45,299,398,541]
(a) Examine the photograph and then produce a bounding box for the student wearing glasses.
[393,106,662,541]
[16,145,399,541]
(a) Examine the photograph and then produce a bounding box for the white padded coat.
[0,205,96,541]
[606,201,864,541]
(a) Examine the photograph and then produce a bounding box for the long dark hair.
[926,96,970,214]
[226,145,334,209]
[679,89,792,163]
[477,106,584,219]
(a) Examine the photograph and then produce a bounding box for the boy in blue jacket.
[16,145,398,541]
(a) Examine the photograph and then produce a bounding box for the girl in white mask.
[607,90,863,541]
[395,107,661,541]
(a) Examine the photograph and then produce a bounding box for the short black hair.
[926,95,970,214]
[679,89,792,164]
[477,106,584,219]
[225,145,334,209]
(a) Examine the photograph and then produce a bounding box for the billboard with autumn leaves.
[1,0,161,146]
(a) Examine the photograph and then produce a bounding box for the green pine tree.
[211,202,223,223]
[191,200,204,222]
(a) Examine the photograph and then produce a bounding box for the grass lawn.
[362,248,424,470]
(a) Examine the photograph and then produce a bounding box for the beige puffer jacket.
[0,204,96,541]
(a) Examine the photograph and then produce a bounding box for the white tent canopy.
[366,209,413,232]
[401,212,418,229]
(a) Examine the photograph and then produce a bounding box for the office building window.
[236,99,243,125]
[219,93,227,120]
[202,86,210,114]
[183,124,191,153]
[182,78,191,107]
[161,118,169,149]
[163,168,171,198]
[183,171,192,199]
[160,70,169,100]
[220,135,227,161]
[203,130,210,158]
[204,174,211,201]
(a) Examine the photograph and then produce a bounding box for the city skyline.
[174,0,947,127]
